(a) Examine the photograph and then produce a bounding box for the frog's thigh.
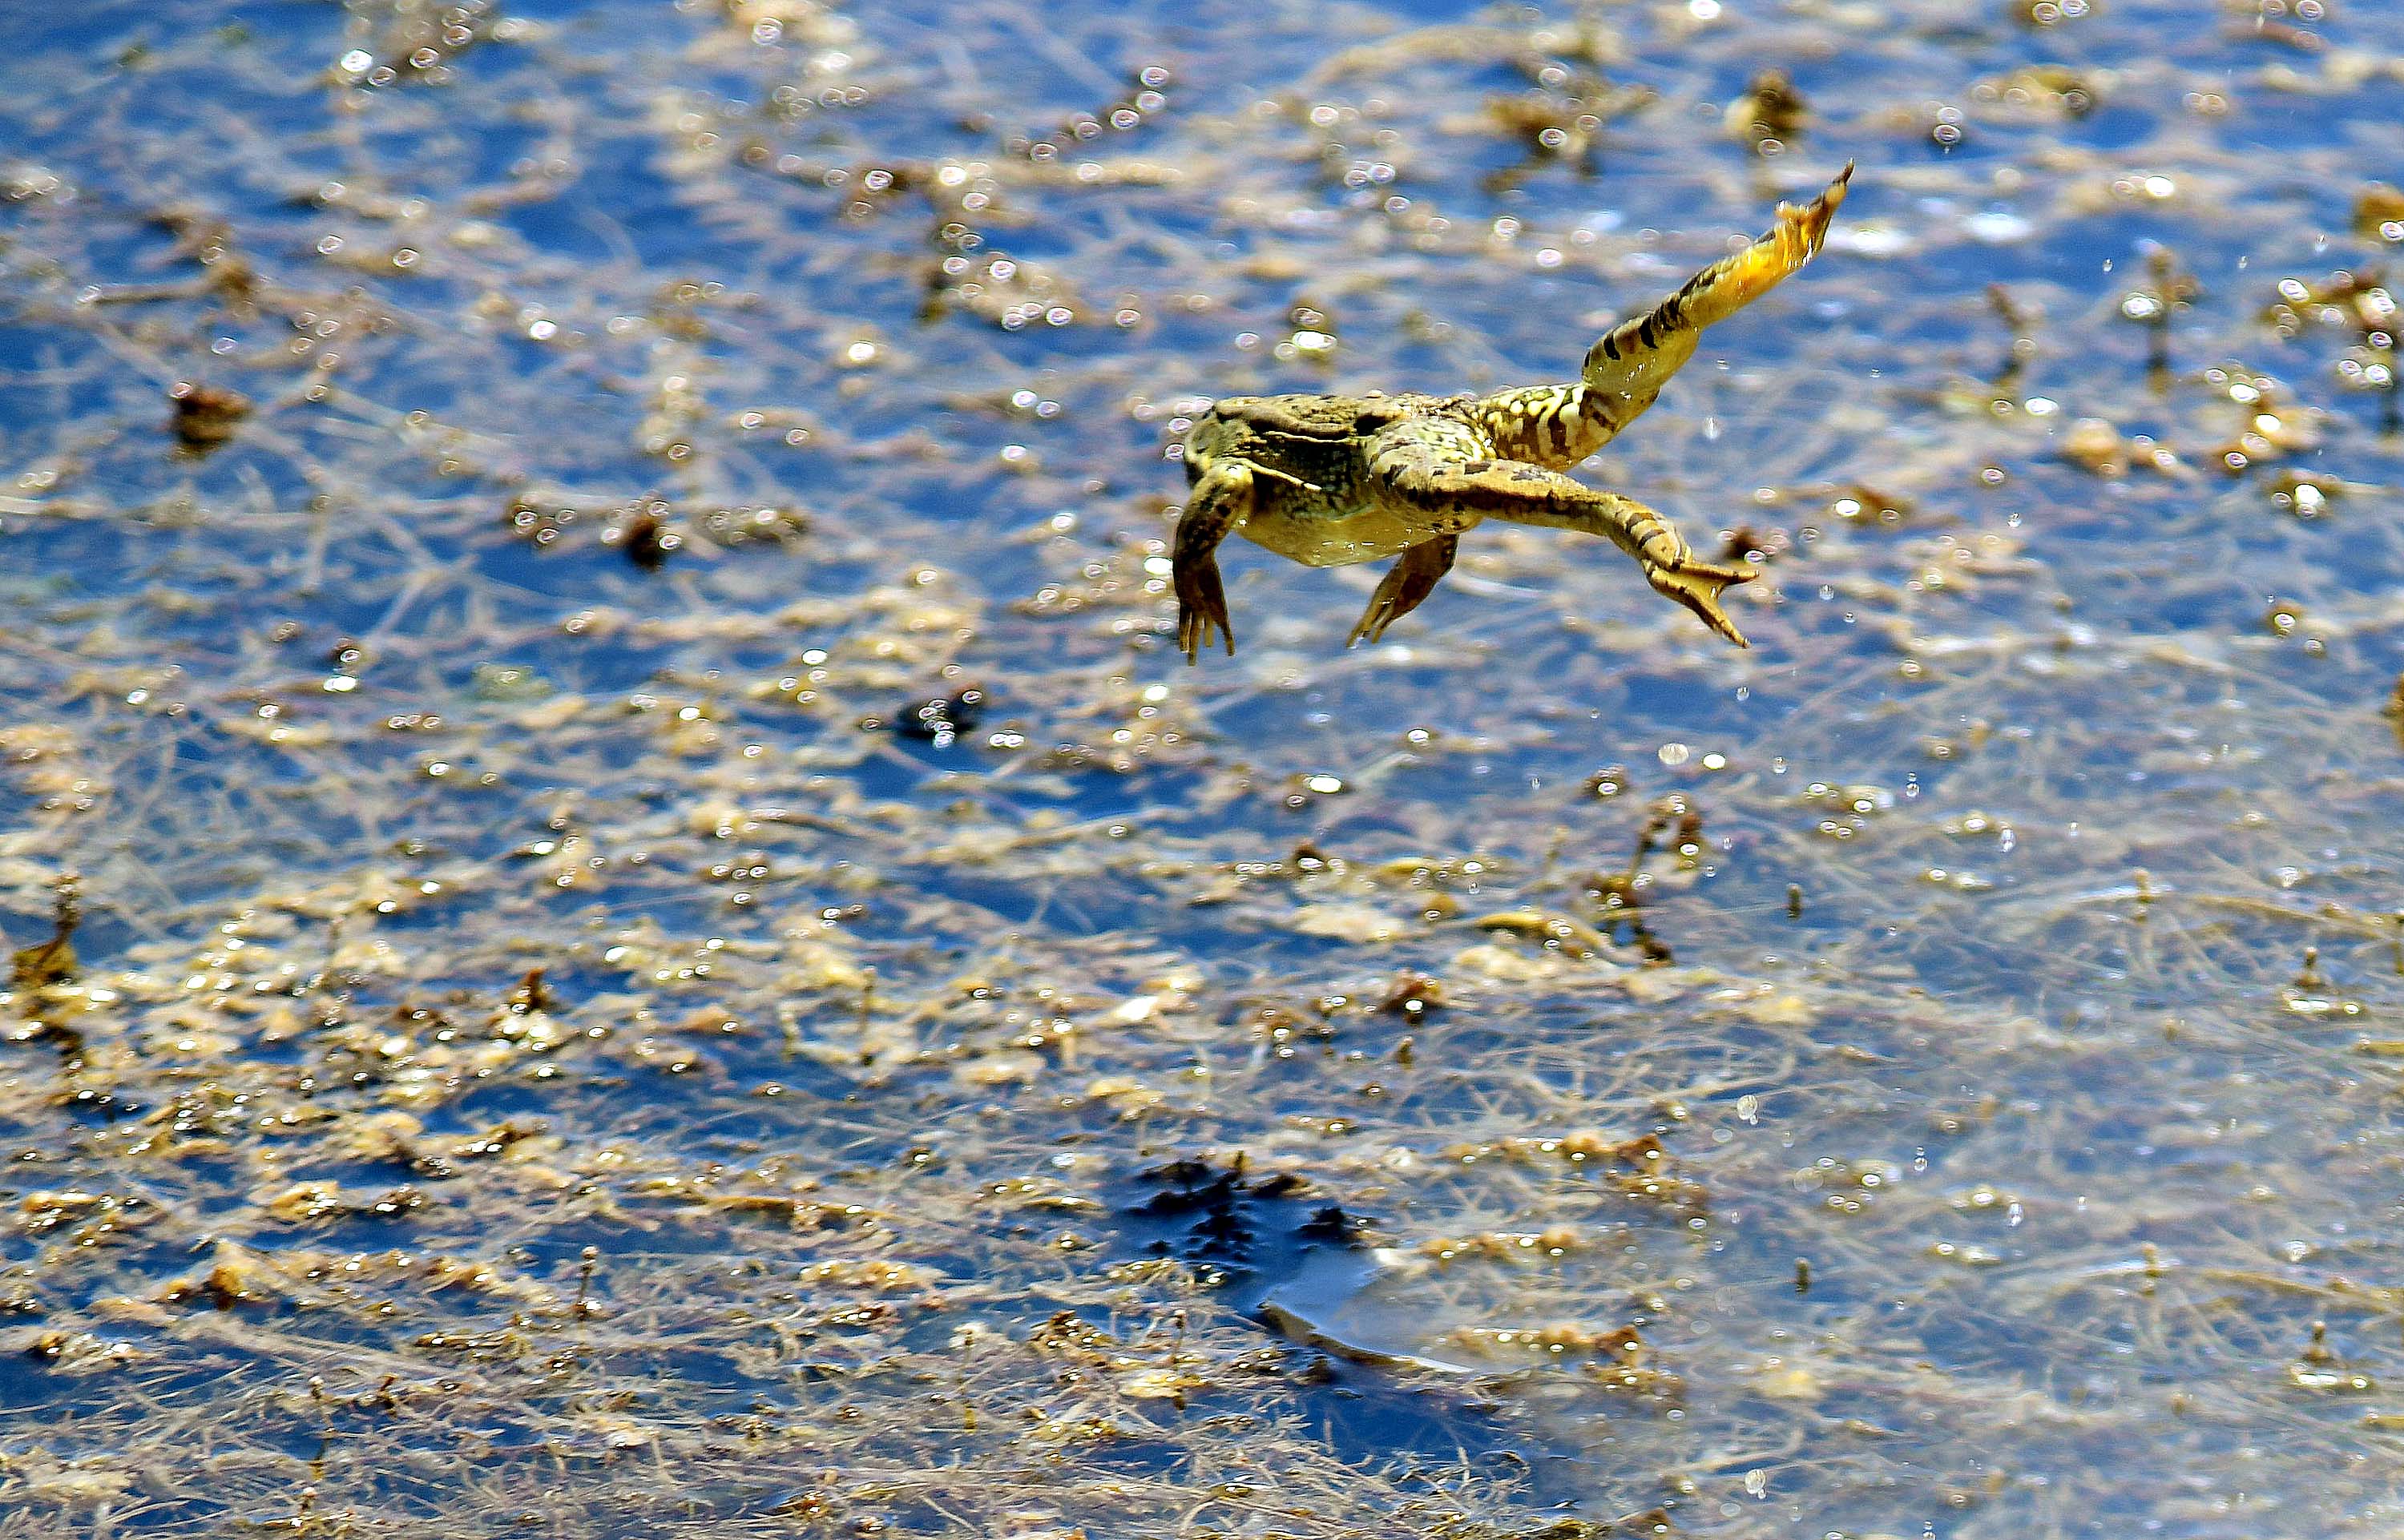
[1348,534,1459,647]
[1175,461,1255,661]
[1363,418,1501,530]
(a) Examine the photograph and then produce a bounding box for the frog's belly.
[1238,504,1479,568]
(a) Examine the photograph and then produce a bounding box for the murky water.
[4,1,2403,1534]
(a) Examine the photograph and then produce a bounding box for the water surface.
[4,2,2403,1535]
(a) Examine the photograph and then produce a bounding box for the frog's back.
[1204,391,1445,442]
[1187,391,1452,502]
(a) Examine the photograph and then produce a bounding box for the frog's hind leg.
[1367,431,1754,645]
[1347,534,1459,647]
[1524,493,1753,645]
[1174,461,1255,662]
[1580,163,1851,405]
[1515,483,1754,646]
[1463,166,1851,469]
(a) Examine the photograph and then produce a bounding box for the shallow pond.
[4,1,2404,1535]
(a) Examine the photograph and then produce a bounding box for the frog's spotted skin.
[1173,165,1852,661]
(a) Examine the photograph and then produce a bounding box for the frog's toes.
[1645,557,1757,647]
[1176,561,1236,662]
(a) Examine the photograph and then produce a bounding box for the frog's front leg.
[1347,534,1458,647]
[1368,429,1755,645]
[1174,460,1254,661]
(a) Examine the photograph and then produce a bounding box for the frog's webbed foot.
[1347,534,1459,647]
[1174,461,1254,662]
[1642,551,1756,648]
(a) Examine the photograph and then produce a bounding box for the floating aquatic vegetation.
[164,381,249,454]
[1724,68,1807,154]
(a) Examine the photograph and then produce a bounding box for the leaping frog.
[1173,165,1851,659]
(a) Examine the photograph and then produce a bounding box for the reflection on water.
[3,0,2403,1534]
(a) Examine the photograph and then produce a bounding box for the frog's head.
[1179,401,1238,472]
